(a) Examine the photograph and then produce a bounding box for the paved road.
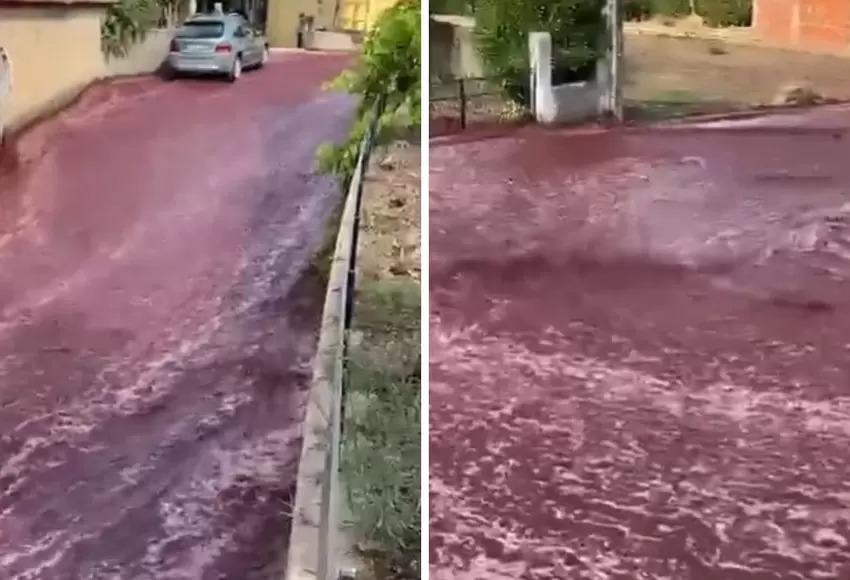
[430,108,850,580]
[0,53,352,579]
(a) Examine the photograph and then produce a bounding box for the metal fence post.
[458,78,467,129]
[340,95,384,450]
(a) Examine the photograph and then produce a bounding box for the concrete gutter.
[285,156,366,580]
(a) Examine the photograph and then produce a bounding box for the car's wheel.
[161,64,177,81]
[228,56,242,82]
[258,46,269,68]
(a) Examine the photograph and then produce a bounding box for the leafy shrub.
[624,0,653,20]
[696,0,751,26]
[101,0,180,58]
[430,0,472,15]
[474,0,606,105]
[101,0,156,58]
[628,0,752,26]
[318,0,421,183]
[650,0,692,17]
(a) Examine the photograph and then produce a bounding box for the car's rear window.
[177,21,225,39]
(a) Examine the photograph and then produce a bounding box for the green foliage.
[624,0,653,20]
[343,278,421,578]
[101,0,180,58]
[696,0,751,26]
[625,0,752,26]
[430,0,473,15]
[473,0,606,105]
[650,0,692,17]
[319,0,421,183]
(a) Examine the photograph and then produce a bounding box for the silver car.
[166,13,269,82]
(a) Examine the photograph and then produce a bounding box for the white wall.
[528,31,614,125]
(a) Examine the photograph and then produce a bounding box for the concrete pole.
[188,0,197,16]
[603,0,624,121]
[612,0,623,121]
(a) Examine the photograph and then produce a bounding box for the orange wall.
[755,0,850,52]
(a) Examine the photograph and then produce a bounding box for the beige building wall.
[266,0,330,48]
[0,4,109,134]
[266,0,399,48]
[338,0,397,31]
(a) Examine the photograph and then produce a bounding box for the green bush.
[624,0,653,20]
[430,0,472,15]
[474,0,606,105]
[318,0,421,183]
[696,0,751,26]
[627,0,752,26]
[101,0,180,58]
[650,0,692,17]
[101,0,157,57]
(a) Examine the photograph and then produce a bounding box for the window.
[176,21,225,39]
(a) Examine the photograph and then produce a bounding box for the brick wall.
[755,0,850,52]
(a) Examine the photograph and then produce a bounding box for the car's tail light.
[215,42,232,53]
[169,39,180,52]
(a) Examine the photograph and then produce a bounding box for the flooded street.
[0,53,352,579]
[430,108,850,579]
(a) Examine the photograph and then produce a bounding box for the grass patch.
[342,277,420,579]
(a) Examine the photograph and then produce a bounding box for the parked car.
[166,13,269,82]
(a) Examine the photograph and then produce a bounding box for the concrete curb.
[285,165,364,580]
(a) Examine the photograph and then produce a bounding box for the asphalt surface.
[0,53,352,579]
[430,107,850,580]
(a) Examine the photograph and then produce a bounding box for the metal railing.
[429,76,507,131]
[286,95,384,580]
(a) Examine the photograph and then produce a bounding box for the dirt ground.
[625,34,850,115]
[358,140,421,283]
